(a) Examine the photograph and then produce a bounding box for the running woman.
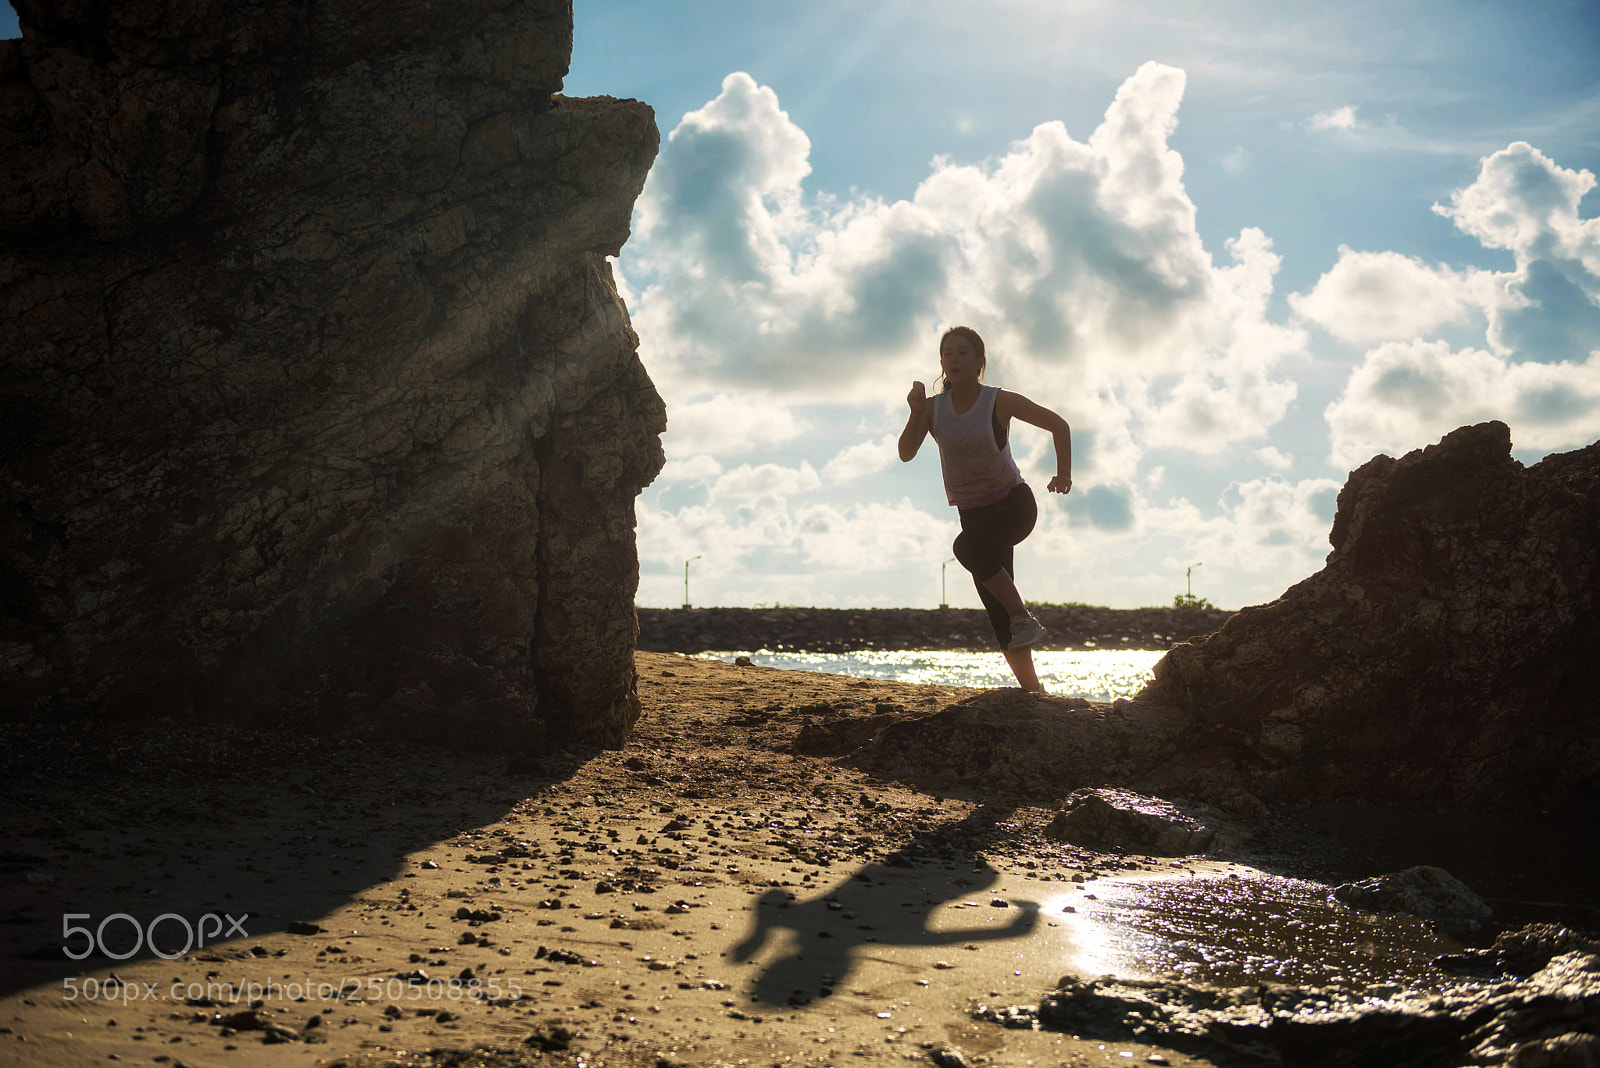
[898,325,1072,692]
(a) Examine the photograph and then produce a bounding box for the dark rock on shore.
[1332,865,1492,924]
[1440,924,1600,978]
[0,0,663,748]
[1044,787,1239,856]
[637,604,1232,654]
[994,944,1600,1068]
[1147,421,1600,811]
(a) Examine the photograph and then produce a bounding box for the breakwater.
[636,604,1234,654]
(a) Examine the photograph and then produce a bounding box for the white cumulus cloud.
[1433,141,1600,361]
[635,495,958,608]
[627,63,1307,452]
[1325,340,1600,468]
[1290,247,1485,344]
[711,462,822,502]
[821,432,899,483]
[657,391,810,459]
[622,63,1326,608]
[1315,141,1600,469]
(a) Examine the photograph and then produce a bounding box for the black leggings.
[953,482,1038,648]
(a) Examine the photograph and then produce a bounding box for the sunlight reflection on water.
[697,648,1166,701]
[1046,873,1462,989]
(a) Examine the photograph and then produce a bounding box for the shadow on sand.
[0,716,573,999]
[728,805,1043,1006]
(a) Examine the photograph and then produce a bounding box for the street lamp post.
[1187,562,1202,598]
[683,555,702,609]
[940,557,956,609]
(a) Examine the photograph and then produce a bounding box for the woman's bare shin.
[1003,647,1045,692]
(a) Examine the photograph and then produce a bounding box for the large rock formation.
[842,422,1598,814]
[1149,421,1600,810]
[0,1,665,750]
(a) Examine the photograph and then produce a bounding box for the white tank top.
[925,384,1023,507]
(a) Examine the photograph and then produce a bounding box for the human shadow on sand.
[729,805,1041,1006]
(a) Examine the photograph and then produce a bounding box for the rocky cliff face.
[1149,421,1600,810]
[0,0,665,750]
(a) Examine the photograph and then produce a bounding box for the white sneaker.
[1007,612,1047,649]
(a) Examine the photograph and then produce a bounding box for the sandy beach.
[9,651,1596,1068]
[0,652,1256,1068]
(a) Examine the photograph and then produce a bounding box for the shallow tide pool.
[1052,871,1464,989]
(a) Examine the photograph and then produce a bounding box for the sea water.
[696,648,1165,702]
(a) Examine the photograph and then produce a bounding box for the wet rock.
[1506,1031,1600,1067]
[1148,422,1600,811]
[1440,924,1600,978]
[1010,951,1600,1068]
[1044,787,1235,856]
[1332,865,1492,923]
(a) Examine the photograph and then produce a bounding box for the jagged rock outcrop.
[0,1,664,749]
[840,423,1598,815]
[1149,421,1600,810]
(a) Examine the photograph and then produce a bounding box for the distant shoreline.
[637,604,1234,654]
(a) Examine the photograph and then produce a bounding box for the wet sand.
[0,653,1581,1068]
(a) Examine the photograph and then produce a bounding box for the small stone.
[263,1023,299,1043]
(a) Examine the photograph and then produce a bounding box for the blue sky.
[8,3,1599,610]
[567,1,1600,610]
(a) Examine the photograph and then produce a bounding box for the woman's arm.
[997,390,1072,493]
[898,381,930,461]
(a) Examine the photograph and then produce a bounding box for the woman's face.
[940,334,983,387]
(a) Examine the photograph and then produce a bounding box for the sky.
[566,0,1600,611]
[7,2,1599,611]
